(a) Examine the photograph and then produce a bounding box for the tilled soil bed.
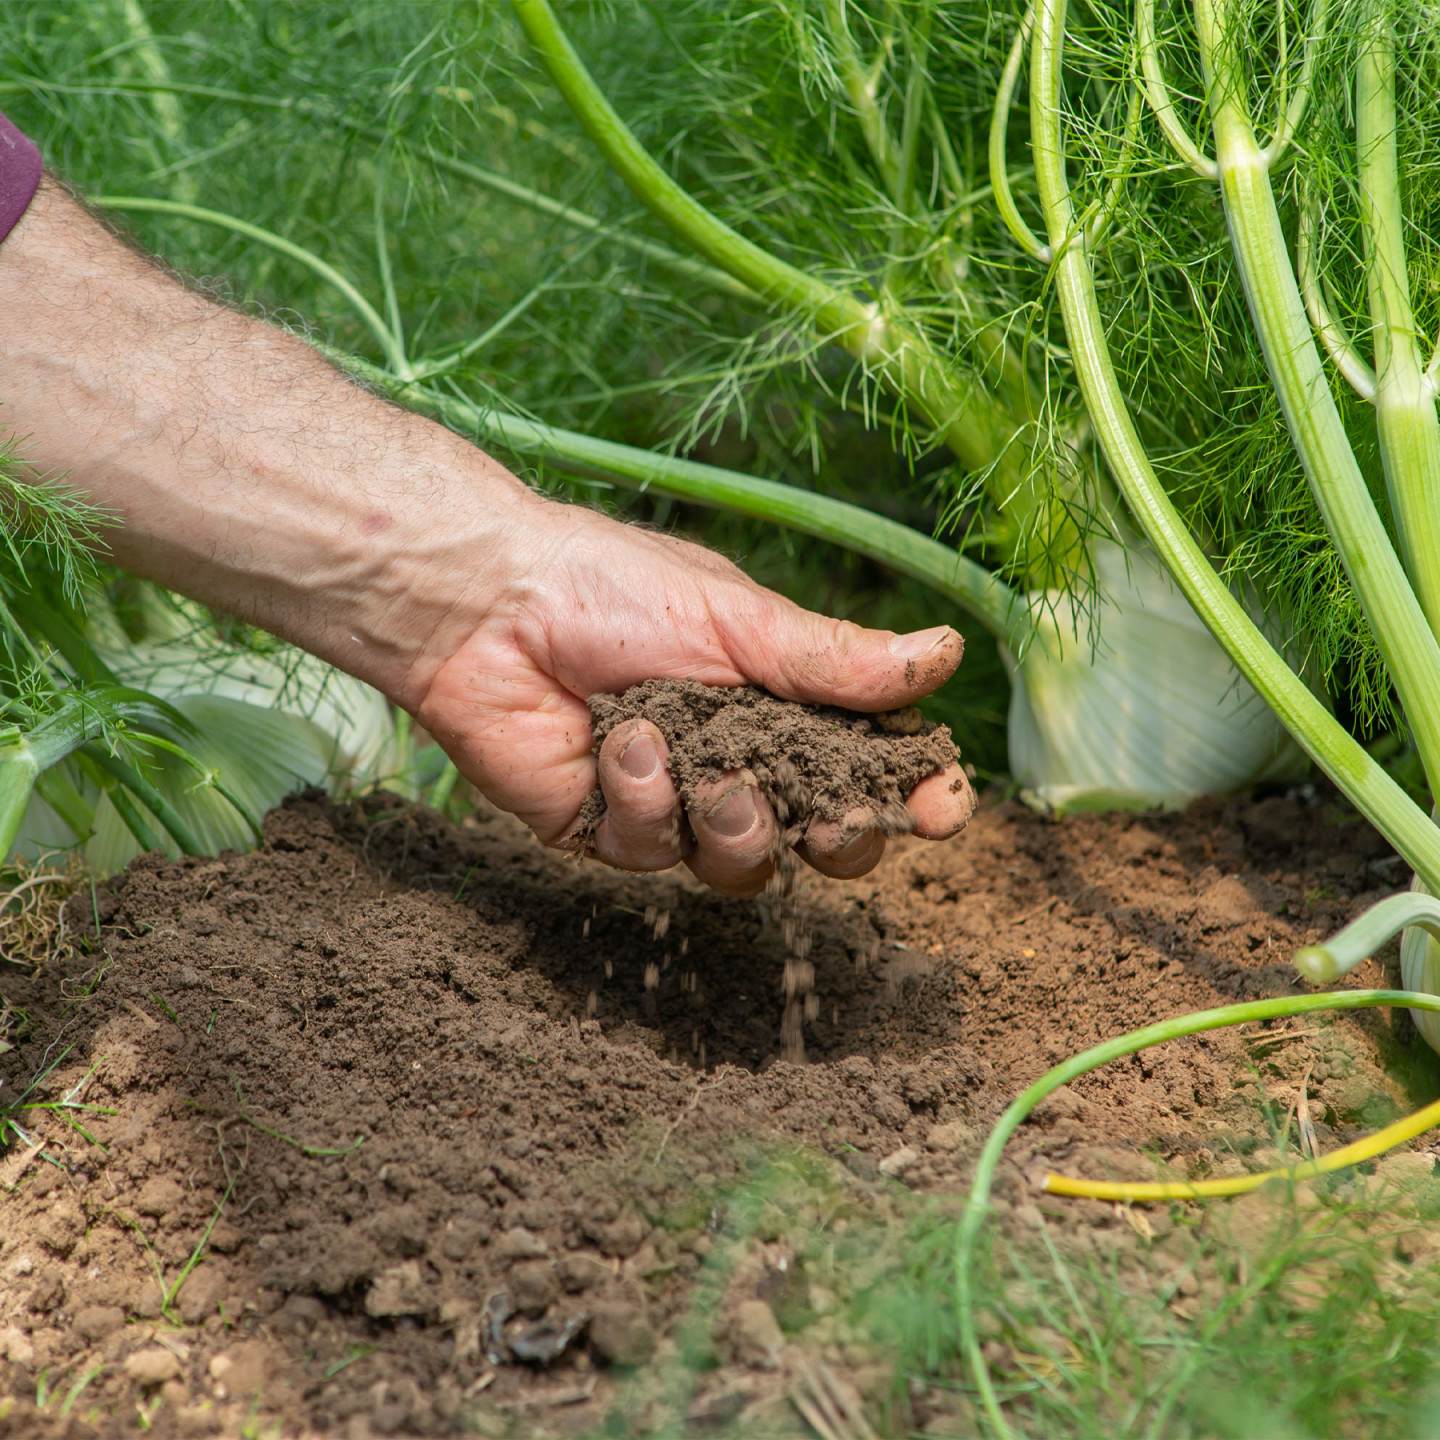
[0,784,1425,1438]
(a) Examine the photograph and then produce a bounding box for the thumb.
[715,590,964,712]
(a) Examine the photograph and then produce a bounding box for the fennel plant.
[986,0,1440,1038]
[2,0,1315,812]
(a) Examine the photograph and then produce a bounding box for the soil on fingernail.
[579,680,966,1063]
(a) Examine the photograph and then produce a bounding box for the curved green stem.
[956,988,1440,1438]
[136,733,265,844]
[332,351,1021,642]
[1028,0,1440,890]
[1297,200,1378,401]
[990,10,1053,263]
[512,0,855,319]
[1194,0,1440,802]
[510,0,1035,503]
[1295,891,1440,981]
[89,196,408,373]
[1136,0,1219,179]
[1355,17,1440,642]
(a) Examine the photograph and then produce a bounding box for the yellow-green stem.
[1355,18,1440,642]
[1027,0,1440,891]
[1196,0,1440,802]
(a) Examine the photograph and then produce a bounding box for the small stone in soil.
[588,1299,655,1366]
[124,1348,181,1386]
[729,1298,786,1370]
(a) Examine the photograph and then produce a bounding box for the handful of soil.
[584,678,963,849]
[583,679,964,1063]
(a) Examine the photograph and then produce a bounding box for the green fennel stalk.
[1353,23,1440,644]
[511,0,1082,590]
[1020,0,1440,882]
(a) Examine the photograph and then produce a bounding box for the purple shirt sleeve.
[0,110,42,246]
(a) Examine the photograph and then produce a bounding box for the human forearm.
[0,172,974,893]
[0,177,541,708]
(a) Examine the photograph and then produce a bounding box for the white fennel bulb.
[94,636,397,785]
[1006,540,1305,811]
[14,602,399,872]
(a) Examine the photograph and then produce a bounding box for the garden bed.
[0,785,1426,1438]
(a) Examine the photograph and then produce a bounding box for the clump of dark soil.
[0,784,1424,1438]
[585,680,963,841]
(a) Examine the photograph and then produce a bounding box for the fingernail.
[707,786,759,838]
[619,734,660,781]
[889,625,951,660]
[830,828,874,862]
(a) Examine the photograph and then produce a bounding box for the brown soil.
[583,680,967,1067]
[585,680,963,840]
[0,784,1421,1439]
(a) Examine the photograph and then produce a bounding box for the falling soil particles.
[0,779,1431,1439]
[581,679,969,1066]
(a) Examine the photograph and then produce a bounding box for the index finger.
[712,589,965,713]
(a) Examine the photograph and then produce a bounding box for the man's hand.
[417,499,973,896]
[0,178,974,894]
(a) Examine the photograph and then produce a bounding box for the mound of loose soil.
[585,680,963,840]
[0,784,1424,1438]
